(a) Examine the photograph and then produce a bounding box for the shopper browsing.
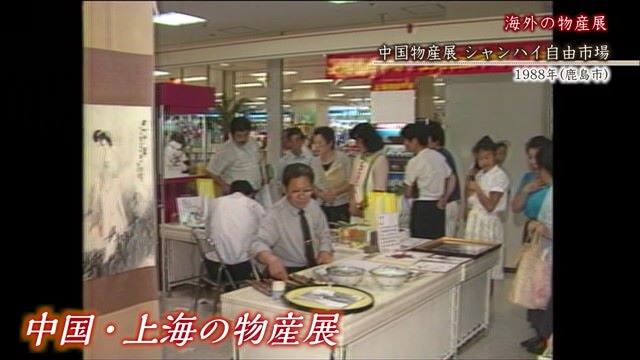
[401,122,454,239]
[310,126,353,225]
[207,117,265,196]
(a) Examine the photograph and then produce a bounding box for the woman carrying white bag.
[510,142,553,355]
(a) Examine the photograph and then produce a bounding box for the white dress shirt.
[206,192,266,265]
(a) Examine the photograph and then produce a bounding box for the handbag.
[509,231,552,310]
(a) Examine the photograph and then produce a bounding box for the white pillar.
[266,59,283,177]
[415,76,435,120]
[290,83,330,128]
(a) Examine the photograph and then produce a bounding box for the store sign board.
[371,77,415,91]
[156,83,215,114]
[326,40,551,80]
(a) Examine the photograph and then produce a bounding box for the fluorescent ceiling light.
[340,85,371,90]
[154,70,170,76]
[235,91,241,96]
[432,96,441,100]
[329,1,358,4]
[250,71,298,77]
[283,88,293,93]
[182,76,207,82]
[434,82,446,87]
[350,98,364,101]
[235,82,263,88]
[245,101,265,106]
[328,93,345,97]
[153,12,206,26]
[434,99,446,104]
[215,92,224,97]
[300,79,334,84]
[283,104,292,108]
[219,63,230,67]
[254,97,267,101]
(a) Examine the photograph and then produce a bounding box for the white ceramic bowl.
[370,266,411,288]
[326,265,365,286]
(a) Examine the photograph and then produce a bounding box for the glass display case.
[155,83,218,223]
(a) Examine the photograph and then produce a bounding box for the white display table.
[158,224,365,295]
[159,223,200,295]
[221,248,498,359]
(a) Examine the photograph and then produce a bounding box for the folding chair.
[191,228,238,311]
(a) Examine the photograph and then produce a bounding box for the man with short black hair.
[251,163,334,280]
[277,127,314,193]
[205,180,265,282]
[426,121,462,237]
[401,122,454,239]
[207,117,265,195]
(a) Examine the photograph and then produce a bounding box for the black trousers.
[410,200,445,239]
[321,204,350,226]
[204,259,254,283]
[528,296,553,338]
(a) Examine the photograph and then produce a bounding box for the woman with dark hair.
[310,126,353,224]
[87,130,128,263]
[519,142,553,354]
[511,136,553,220]
[513,136,553,353]
[348,123,389,219]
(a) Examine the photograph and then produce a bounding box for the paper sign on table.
[377,212,401,254]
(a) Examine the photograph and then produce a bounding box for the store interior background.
[83,1,552,359]
[154,0,552,269]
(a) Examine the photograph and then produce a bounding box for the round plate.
[283,285,374,314]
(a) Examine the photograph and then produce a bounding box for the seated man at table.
[250,163,334,280]
[205,180,265,282]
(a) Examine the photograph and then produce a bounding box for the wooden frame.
[412,237,501,258]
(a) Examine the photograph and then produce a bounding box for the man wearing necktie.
[251,163,334,280]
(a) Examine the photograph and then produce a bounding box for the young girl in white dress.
[465,137,510,280]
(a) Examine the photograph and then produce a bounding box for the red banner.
[326,40,551,80]
[371,77,414,91]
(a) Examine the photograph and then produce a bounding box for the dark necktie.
[298,209,317,267]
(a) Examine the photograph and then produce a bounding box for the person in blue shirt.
[510,135,552,351]
[522,141,553,355]
[511,136,552,220]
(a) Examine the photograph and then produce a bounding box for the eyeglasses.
[288,189,314,195]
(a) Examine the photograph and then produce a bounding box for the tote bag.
[509,232,552,310]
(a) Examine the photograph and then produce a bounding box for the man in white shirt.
[401,123,455,239]
[205,180,266,282]
[207,117,264,195]
[277,127,314,193]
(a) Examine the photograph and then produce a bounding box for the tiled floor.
[160,274,538,359]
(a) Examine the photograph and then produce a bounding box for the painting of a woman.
[87,130,128,261]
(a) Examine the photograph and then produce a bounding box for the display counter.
[221,247,498,359]
[159,223,200,295]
